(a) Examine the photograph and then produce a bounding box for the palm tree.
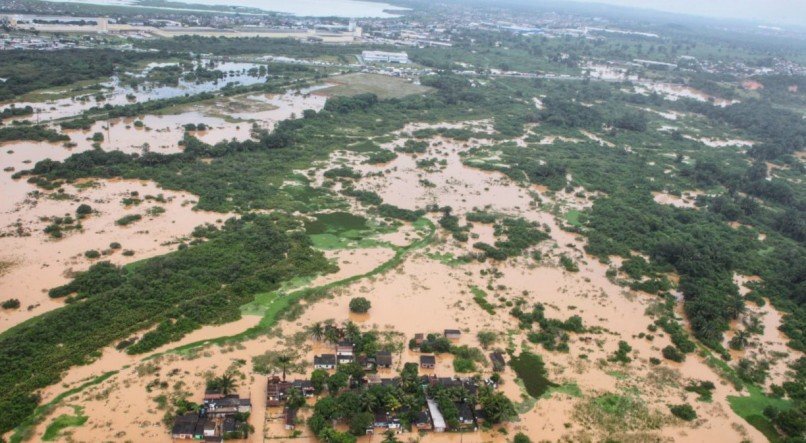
[214,373,238,396]
[324,325,341,345]
[309,322,324,342]
[276,354,292,381]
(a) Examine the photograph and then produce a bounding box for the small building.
[337,354,354,364]
[314,354,336,370]
[206,395,251,416]
[336,341,354,356]
[203,420,217,438]
[426,398,447,432]
[490,352,506,372]
[362,50,409,64]
[291,379,315,397]
[414,333,425,346]
[374,411,389,428]
[171,413,201,439]
[284,407,298,430]
[375,351,393,369]
[420,355,436,369]
[414,410,432,430]
[444,329,461,339]
[456,401,476,427]
[357,355,375,371]
[266,376,292,407]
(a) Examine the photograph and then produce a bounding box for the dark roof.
[171,413,199,435]
[456,401,475,421]
[314,354,336,365]
[337,340,354,347]
[285,407,298,425]
[420,355,436,365]
[223,416,238,433]
[375,351,393,366]
[490,351,506,369]
[444,329,461,335]
[291,379,313,389]
[415,410,431,425]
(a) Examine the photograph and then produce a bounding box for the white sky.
[563,0,806,26]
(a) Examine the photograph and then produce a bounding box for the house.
[414,410,432,430]
[314,354,336,370]
[357,355,375,371]
[426,398,447,432]
[414,333,425,346]
[420,355,436,369]
[203,420,218,437]
[222,416,241,437]
[171,413,202,439]
[337,353,354,364]
[284,407,298,430]
[336,341,354,356]
[374,411,389,428]
[444,329,461,339]
[291,379,315,397]
[206,395,251,416]
[366,374,382,385]
[266,376,292,406]
[490,352,506,372]
[456,401,476,427]
[375,351,393,369]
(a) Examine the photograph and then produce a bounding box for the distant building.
[336,341,354,356]
[284,407,298,430]
[362,50,409,64]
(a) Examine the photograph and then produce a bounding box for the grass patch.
[544,382,582,398]
[565,210,582,227]
[728,385,791,443]
[318,73,433,99]
[470,285,496,315]
[510,351,556,398]
[42,406,87,441]
[9,371,117,443]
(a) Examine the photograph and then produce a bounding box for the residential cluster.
[171,389,251,442]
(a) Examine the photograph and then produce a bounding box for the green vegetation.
[0,215,334,433]
[348,297,371,314]
[0,125,69,143]
[669,403,697,421]
[509,351,556,398]
[41,406,88,441]
[470,285,496,314]
[0,49,166,100]
[2,299,21,310]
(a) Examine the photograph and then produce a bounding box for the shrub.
[662,345,685,362]
[669,403,697,421]
[514,433,533,443]
[76,204,93,217]
[116,214,142,226]
[348,297,371,314]
[1,299,21,310]
[109,242,122,249]
[84,250,101,259]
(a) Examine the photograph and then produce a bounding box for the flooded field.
[16,120,794,443]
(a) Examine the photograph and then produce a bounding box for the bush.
[76,204,93,218]
[109,242,122,250]
[669,403,697,421]
[514,433,533,443]
[348,297,371,314]
[115,214,142,226]
[662,345,685,362]
[84,250,101,259]
[1,299,21,310]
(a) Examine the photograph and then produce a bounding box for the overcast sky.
[563,0,806,26]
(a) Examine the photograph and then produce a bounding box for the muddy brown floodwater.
[8,120,796,443]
